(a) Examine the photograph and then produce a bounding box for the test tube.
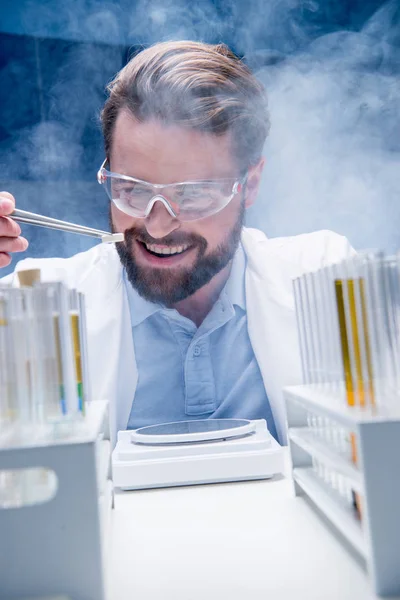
[335,272,360,407]
[310,270,327,386]
[326,264,345,395]
[6,289,33,423]
[318,266,336,389]
[301,273,318,384]
[23,287,45,424]
[69,289,86,415]
[42,283,79,418]
[354,252,384,408]
[354,266,375,408]
[32,285,63,422]
[333,260,371,520]
[381,258,400,398]
[293,277,309,384]
[345,258,375,408]
[78,292,91,406]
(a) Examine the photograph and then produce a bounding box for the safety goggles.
[97,159,247,222]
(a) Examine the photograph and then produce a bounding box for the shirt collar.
[123,269,162,327]
[123,241,247,327]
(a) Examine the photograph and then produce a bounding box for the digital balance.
[112,418,284,490]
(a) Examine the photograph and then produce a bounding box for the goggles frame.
[97,159,247,221]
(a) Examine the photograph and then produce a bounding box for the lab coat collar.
[223,242,246,311]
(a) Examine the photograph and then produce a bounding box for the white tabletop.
[107,470,388,600]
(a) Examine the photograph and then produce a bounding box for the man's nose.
[144,198,180,239]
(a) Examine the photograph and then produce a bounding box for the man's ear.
[244,157,265,209]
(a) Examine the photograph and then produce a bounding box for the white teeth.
[145,243,189,255]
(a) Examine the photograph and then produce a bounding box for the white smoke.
[246,1,400,251]
[2,0,399,265]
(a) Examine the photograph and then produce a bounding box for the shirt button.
[193,345,201,357]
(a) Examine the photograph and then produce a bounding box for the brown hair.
[101,40,270,172]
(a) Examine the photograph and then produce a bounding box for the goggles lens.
[97,165,245,221]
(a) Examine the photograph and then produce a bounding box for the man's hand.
[0,192,29,268]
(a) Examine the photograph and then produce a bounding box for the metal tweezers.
[11,209,124,243]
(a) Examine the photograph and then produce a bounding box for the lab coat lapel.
[242,230,303,445]
[78,248,137,446]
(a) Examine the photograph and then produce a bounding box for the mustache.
[123,225,206,248]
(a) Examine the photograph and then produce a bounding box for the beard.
[111,202,245,306]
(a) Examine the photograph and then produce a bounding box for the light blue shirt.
[125,244,277,439]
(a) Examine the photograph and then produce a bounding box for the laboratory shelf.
[288,427,363,493]
[0,398,109,451]
[285,384,400,598]
[0,400,111,600]
[293,467,365,558]
[285,384,400,426]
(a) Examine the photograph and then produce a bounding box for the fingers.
[0,236,29,253]
[0,216,22,238]
[0,193,29,269]
[0,192,16,216]
[0,253,11,268]
[0,212,29,262]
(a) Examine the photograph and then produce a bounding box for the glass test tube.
[302,273,318,384]
[69,289,85,415]
[310,270,326,387]
[364,253,400,409]
[333,261,370,520]
[309,272,324,384]
[7,289,32,423]
[348,257,374,408]
[334,263,371,408]
[293,278,309,384]
[78,292,91,406]
[296,275,313,384]
[22,287,43,424]
[32,285,63,422]
[317,266,335,388]
[326,264,344,395]
[355,252,384,408]
[381,258,400,398]
[44,283,79,418]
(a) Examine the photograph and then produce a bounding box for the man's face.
[109,109,260,305]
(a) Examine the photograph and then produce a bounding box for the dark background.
[1,0,399,275]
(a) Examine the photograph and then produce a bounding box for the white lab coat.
[7,227,352,446]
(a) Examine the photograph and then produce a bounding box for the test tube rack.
[0,400,112,600]
[284,384,400,598]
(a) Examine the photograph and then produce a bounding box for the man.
[0,41,352,446]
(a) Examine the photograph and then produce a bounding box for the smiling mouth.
[138,241,192,258]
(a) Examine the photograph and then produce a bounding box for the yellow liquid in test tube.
[335,280,354,404]
[335,279,375,407]
[70,312,85,415]
[335,279,371,520]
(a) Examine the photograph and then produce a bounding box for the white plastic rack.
[285,384,400,598]
[0,400,111,600]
